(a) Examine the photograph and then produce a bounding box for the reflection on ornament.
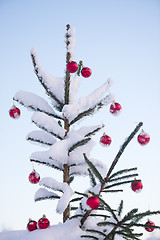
[38,215,50,229]
[110,102,122,116]
[67,61,78,73]
[100,134,111,147]
[29,170,40,184]
[81,67,92,78]
[86,196,100,210]
[9,105,21,119]
[137,130,150,145]
[145,220,155,232]
[131,180,143,193]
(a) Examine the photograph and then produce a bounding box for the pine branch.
[77,60,83,76]
[31,53,64,111]
[85,125,104,137]
[70,95,111,125]
[117,200,124,216]
[108,173,138,183]
[126,210,160,226]
[89,214,110,219]
[88,169,97,187]
[81,235,99,240]
[70,197,83,203]
[98,196,119,222]
[69,214,84,220]
[30,158,63,170]
[27,137,53,146]
[35,195,60,202]
[65,25,71,105]
[85,229,107,237]
[32,119,63,140]
[84,153,104,184]
[97,221,117,227]
[114,230,142,240]
[133,223,160,230]
[122,208,138,222]
[102,189,123,193]
[105,122,143,181]
[13,97,63,120]
[103,179,141,190]
[109,168,137,180]
[68,138,91,153]
[75,191,88,198]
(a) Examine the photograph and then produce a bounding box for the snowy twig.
[105,122,143,181]
[31,52,64,111]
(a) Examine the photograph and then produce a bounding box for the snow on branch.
[67,26,76,61]
[35,188,60,202]
[26,130,57,147]
[30,150,63,170]
[78,78,113,110]
[64,92,114,125]
[14,90,62,119]
[69,74,81,104]
[39,177,74,214]
[31,48,64,111]
[32,112,66,140]
[49,126,99,166]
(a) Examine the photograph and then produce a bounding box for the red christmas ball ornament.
[145,220,155,232]
[87,196,100,210]
[81,67,92,78]
[29,169,40,184]
[9,105,21,119]
[110,101,122,116]
[38,215,50,229]
[27,218,37,231]
[131,180,143,193]
[100,133,111,147]
[137,130,150,146]
[67,61,78,73]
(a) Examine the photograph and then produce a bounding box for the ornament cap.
[88,192,92,198]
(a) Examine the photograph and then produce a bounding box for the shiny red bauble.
[145,220,155,232]
[27,219,37,231]
[110,102,122,115]
[29,170,40,184]
[86,196,100,210]
[67,61,78,73]
[100,134,111,147]
[137,131,150,146]
[81,67,92,78]
[131,180,143,193]
[38,215,50,229]
[9,105,21,119]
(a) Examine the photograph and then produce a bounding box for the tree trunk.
[63,119,70,222]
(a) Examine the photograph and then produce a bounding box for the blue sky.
[0,0,160,239]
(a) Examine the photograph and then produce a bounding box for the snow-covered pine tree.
[13,24,160,240]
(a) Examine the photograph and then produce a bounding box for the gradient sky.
[0,1,160,239]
